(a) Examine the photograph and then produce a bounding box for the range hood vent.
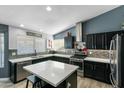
[26,32,42,38]
[76,22,83,42]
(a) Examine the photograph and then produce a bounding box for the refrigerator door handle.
[110,73,117,88]
[109,40,114,72]
[109,39,117,87]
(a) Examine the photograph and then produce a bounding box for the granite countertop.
[53,54,72,58]
[84,57,110,63]
[23,60,78,87]
[9,54,72,63]
[9,53,110,64]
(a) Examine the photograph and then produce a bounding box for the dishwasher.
[16,61,32,82]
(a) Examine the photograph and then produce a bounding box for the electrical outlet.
[12,52,16,56]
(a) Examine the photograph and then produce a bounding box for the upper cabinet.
[86,30,124,50]
[64,36,75,49]
[35,37,46,53]
[9,26,27,49]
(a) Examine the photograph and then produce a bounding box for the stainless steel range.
[70,52,86,76]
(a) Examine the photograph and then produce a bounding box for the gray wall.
[53,6,124,40]
[53,26,76,39]
[0,24,9,78]
[83,6,124,35]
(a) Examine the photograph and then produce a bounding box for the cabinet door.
[91,34,94,49]
[101,34,105,49]
[64,37,68,48]
[84,61,110,83]
[106,32,116,49]
[104,33,108,50]
[86,35,90,49]
[93,62,106,81]
[86,35,93,49]
[64,37,74,49]
[96,34,102,49]
[84,61,94,77]
[32,57,49,64]
[93,34,97,49]
[105,63,111,83]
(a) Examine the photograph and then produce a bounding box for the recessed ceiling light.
[46,6,52,11]
[40,29,43,32]
[20,24,24,27]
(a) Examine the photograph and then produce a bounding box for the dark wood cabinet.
[86,33,105,49]
[86,34,93,49]
[86,30,124,50]
[96,33,106,49]
[51,56,69,64]
[106,32,115,49]
[32,57,50,64]
[84,60,111,84]
[32,56,70,64]
[96,34,102,49]
[64,36,75,49]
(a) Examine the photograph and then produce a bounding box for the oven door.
[71,60,83,73]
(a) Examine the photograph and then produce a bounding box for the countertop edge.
[84,57,110,63]
[9,54,72,63]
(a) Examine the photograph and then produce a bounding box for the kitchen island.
[23,60,78,88]
[9,54,72,83]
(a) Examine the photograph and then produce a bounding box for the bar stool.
[26,75,42,88]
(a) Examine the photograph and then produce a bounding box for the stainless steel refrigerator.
[109,34,124,88]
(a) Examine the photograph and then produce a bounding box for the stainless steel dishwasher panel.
[16,61,32,81]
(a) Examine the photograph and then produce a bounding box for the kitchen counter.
[84,57,110,63]
[9,54,72,63]
[23,60,78,87]
[53,54,72,58]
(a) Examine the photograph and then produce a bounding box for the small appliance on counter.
[74,41,88,56]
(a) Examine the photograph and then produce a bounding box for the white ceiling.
[0,5,119,35]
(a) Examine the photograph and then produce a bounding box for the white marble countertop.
[53,54,72,58]
[9,54,72,63]
[23,60,78,87]
[84,57,110,63]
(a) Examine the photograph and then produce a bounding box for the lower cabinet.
[32,56,70,64]
[52,56,69,64]
[84,60,111,84]
[32,57,50,64]
[10,61,32,83]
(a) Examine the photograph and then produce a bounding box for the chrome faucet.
[34,49,37,56]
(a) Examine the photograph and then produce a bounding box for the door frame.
[0,27,9,78]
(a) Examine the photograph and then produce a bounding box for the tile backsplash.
[88,49,109,59]
[9,49,109,59]
[9,49,49,59]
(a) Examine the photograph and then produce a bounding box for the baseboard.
[0,78,10,81]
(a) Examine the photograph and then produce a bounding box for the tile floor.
[0,76,112,88]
